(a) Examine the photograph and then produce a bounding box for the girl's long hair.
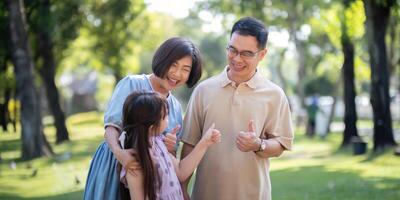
[119,91,168,200]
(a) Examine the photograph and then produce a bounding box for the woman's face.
[161,55,192,91]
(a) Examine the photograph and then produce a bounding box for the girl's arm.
[170,124,221,182]
[126,168,146,199]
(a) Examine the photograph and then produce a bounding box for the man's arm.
[255,138,285,158]
[236,120,286,158]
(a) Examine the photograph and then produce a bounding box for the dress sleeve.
[104,77,132,131]
[175,102,184,139]
[181,86,204,146]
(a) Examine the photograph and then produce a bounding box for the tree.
[6,0,53,159]
[26,0,77,143]
[363,0,397,151]
[0,5,14,133]
[85,0,146,83]
[340,0,363,147]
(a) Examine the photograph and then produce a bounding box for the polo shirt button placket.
[233,89,240,105]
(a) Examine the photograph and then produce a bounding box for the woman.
[83,37,202,200]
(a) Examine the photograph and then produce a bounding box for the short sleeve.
[104,77,132,131]
[181,86,204,146]
[263,92,294,150]
[174,102,184,139]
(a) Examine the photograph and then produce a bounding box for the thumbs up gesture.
[164,125,180,154]
[200,123,221,147]
[236,120,261,152]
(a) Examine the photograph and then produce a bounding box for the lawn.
[0,112,399,199]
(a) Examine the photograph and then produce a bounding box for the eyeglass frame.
[226,45,264,59]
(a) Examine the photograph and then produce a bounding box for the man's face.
[226,32,267,82]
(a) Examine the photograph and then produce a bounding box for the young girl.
[119,91,221,200]
[84,37,202,200]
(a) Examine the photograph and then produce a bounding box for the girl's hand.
[200,123,221,147]
[163,125,180,154]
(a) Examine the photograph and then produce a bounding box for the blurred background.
[0,0,399,199]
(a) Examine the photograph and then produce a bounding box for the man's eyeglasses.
[226,46,263,59]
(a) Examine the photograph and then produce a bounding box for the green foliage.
[199,33,227,78]
[304,75,336,96]
[345,1,366,39]
[24,0,85,69]
[83,0,146,80]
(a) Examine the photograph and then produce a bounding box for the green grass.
[270,129,400,200]
[0,111,104,200]
[0,113,399,199]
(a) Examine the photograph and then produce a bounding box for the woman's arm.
[105,126,135,169]
[125,167,146,199]
[170,124,220,182]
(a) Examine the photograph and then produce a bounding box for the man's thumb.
[248,120,255,133]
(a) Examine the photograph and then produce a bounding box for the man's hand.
[164,125,180,154]
[236,120,261,152]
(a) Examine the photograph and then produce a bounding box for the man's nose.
[172,68,182,77]
[232,52,243,61]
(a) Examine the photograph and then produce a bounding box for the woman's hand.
[117,148,141,175]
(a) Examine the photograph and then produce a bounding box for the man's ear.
[258,48,268,60]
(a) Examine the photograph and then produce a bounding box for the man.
[181,17,294,200]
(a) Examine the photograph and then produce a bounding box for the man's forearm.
[255,139,285,158]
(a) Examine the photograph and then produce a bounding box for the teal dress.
[83,74,183,200]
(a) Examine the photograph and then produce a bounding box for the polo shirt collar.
[219,66,262,89]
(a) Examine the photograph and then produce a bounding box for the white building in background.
[59,71,98,115]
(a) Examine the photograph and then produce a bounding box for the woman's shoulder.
[123,74,148,83]
[117,74,151,90]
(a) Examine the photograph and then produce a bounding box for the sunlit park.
[1,0,400,199]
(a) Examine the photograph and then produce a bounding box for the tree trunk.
[364,0,396,151]
[0,88,11,132]
[36,0,69,144]
[287,1,307,108]
[275,48,289,92]
[341,27,359,147]
[6,0,53,159]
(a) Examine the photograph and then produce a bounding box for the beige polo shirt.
[182,67,293,200]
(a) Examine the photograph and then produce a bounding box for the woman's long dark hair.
[119,91,168,200]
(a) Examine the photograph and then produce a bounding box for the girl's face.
[160,55,192,91]
[151,114,168,136]
[159,114,168,135]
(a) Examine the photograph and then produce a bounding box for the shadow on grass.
[0,190,83,200]
[43,138,105,165]
[271,165,400,200]
[0,136,103,165]
[0,138,20,154]
[331,144,396,163]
